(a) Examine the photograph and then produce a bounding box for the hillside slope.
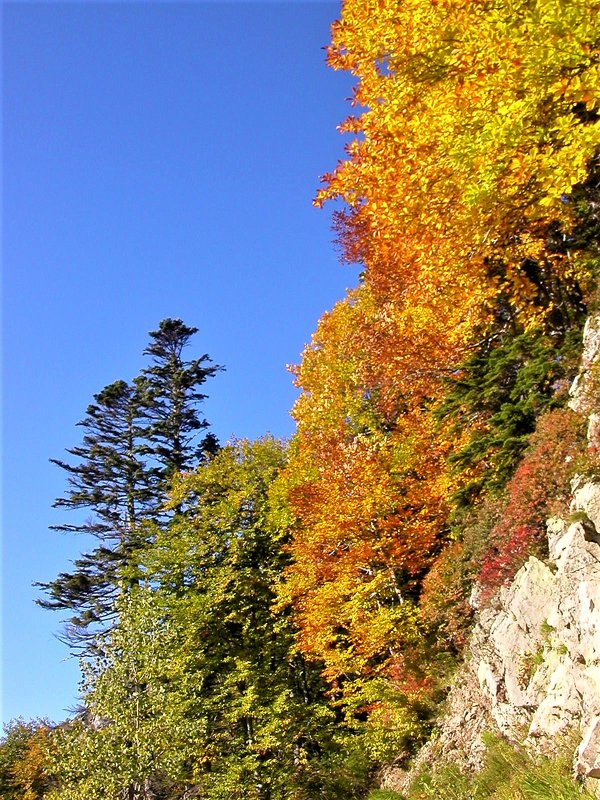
[386,316,600,798]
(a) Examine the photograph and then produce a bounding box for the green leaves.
[49,591,193,800]
[439,323,584,505]
[48,438,357,800]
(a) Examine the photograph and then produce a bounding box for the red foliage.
[477,408,585,598]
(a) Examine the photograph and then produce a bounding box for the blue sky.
[2,1,360,725]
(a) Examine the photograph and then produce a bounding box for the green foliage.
[47,591,194,800]
[49,438,364,800]
[339,677,433,770]
[403,735,595,800]
[440,323,584,508]
[148,438,352,799]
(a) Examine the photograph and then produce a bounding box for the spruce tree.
[138,318,221,485]
[37,320,222,649]
[48,379,152,539]
[37,380,151,644]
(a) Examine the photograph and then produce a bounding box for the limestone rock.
[412,481,600,780]
[572,482,600,540]
[577,718,600,779]
[395,315,600,791]
[569,315,600,416]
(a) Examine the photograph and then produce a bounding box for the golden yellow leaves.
[319,0,598,324]
[281,0,598,706]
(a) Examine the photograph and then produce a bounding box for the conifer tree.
[138,318,222,486]
[37,320,222,648]
[48,379,152,540]
[36,379,152,643]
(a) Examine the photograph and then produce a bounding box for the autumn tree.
[0,720,54,800]
[48,439,364,800]
[319,0,599,325]
[276,293,451,746]
[280,0,599,745]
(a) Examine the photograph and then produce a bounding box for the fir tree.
[138,318,222,486]
[36,380,152,644]
[48,379,152,539]
[37,321,222,648]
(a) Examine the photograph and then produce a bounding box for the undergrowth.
[371,735,595,800]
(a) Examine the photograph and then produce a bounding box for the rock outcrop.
[387,316,600,796]
[397,500,600,791]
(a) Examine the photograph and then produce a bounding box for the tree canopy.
[19,1,600,797]
[37,319,222,648]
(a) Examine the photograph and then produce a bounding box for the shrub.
[476,408,586,599]
[419,500,503,650]
[439,323,585,509]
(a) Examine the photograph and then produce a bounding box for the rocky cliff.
[388,316,600,796]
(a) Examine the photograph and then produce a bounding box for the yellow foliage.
[281,0,598,714]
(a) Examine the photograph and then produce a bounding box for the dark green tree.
[37,320,222,648]
[438,322,584,509]
[138,318,222,486]
[49,379,152,539]
[36,380,152,643]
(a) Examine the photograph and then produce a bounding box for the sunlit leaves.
[318,0,599,322]
[278,289,451,690]
[283,0,598,727]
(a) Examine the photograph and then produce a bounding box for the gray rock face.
[569,315,600,418]
[401,316,600,793]
[569,315,600,449]
[579,719,600,780]
[414,492,600,788]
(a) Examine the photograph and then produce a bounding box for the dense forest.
[3,0,600,797]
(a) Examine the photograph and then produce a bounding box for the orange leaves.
[281,0,597,713]
[5,723,53,800]
[279,277,457,686]
[280,328,450,682]
[318,0,599,323]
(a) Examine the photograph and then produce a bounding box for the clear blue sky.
[2,1,360,726]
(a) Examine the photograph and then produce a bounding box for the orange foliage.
[8,725,53,800]
[278,294,451,685]
[279,0,598,702]
[319,0,599,325]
